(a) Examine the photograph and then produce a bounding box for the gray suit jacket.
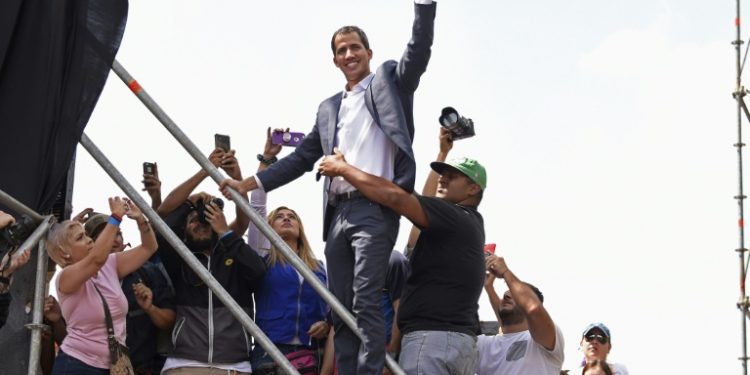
[257,2,436,240]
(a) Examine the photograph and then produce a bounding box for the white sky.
[72,0,739,372]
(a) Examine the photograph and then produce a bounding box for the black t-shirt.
[398,196,486,336]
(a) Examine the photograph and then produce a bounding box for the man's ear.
[468,183,482,197]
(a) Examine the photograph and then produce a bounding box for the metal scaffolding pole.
[735,0,749,372]
[110,59,405,375]
[26,238,50,375]
[0,189,55,375]
[79,133,300,375]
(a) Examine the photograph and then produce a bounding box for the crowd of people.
[0,1,629,374]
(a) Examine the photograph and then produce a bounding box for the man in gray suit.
[221,2,436,373]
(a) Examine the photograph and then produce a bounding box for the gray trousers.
[399,331,478,375]
[324,198,399,375]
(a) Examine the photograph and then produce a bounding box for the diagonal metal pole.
[79,133,300,375]
[0,190,44,223]
[110,59,405,375]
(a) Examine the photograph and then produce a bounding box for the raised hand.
[208,148,224,168]
[264,127,284,158]
[439,127,453,156]
[204,201,229,236]
[123,197,144,223]
[220,150,243,180]
[109,197,128,217]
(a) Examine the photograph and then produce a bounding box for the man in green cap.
[318,148,486,375]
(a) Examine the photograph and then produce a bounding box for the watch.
[257,154,278,165]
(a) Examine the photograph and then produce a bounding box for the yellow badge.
[224,258,234,266]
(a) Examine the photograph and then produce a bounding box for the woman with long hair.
[246,128,329,374]
[48,197,157,374]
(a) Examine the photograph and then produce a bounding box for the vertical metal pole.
[79,133,301,375]
[26,238,49,375]
[109,60,405,374]
[735,1,749,373]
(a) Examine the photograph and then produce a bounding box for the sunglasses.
[585,334,609,345]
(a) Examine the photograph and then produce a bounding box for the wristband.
[257,154,278,166]
[108,216,121,227]
[110,213,123,222]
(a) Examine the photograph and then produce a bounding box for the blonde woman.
[246,128,329,373]
[48,197,157,374]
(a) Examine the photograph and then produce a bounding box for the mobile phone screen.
[215,134,231,152]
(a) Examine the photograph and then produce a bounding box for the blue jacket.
[254,258,328,346]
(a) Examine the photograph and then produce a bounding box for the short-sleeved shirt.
[121,261,175,368]
[58,253,128,369]
[398,196,485,336]
[477,325,565,375]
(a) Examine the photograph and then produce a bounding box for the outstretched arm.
[319,149,428,228]
[486,255,556,350]
[396,0,437,93]
[116,198,158,278]
[157,148,223,216]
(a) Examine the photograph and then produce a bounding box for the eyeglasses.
[585,334,609,345]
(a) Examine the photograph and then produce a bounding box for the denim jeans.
[52,350,110,375]
[399,330,478,375]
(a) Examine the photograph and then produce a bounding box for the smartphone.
[484,243,496,258]
[143,162,156,176]
[215,133,231,152]
[272,130,305,147]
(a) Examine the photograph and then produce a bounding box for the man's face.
[332,32,372,87]
[436,169,479,204]
[497,290,525,326]
[581,328,611,361]
[186,211,213,243]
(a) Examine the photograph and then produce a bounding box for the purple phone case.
[272,131,305,147]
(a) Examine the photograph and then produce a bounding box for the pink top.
[57,253,128,369]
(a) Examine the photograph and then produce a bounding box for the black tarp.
[0,0,127,371]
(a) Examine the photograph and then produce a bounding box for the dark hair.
[525,282,544,303]
[582,360,613,375]
[330,26,370,54]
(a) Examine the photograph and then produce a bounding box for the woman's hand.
[109,196,128,218]
[123,198,145,223]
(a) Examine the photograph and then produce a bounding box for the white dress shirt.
[329,73,397,194]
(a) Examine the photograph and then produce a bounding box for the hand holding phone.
[272,130,305,147]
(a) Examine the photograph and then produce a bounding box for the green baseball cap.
[430,157,487,190]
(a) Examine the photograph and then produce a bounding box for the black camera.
[195,198,224,224]
[439,107,475,140]
[0,215,36,261]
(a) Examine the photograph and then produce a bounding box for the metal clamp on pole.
[79,133,301,375]
[110,60,406,375]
